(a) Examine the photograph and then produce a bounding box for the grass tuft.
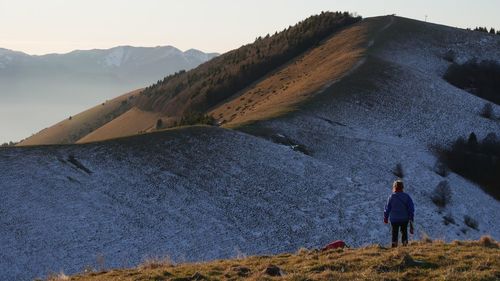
[47,272,69,281]
[478,235,498,248]
[138,255,174,270]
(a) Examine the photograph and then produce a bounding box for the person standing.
[384,180,415,247]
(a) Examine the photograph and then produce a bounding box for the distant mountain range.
[0,46,218,143]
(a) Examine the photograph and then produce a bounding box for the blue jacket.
[384,192,414,223]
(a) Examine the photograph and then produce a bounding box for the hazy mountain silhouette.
[0,46,218,143]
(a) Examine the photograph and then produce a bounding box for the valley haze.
[0,45,218,144]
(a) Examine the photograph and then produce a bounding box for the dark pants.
[391,221,408,247]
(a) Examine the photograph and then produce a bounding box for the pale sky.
[1,0,499,55]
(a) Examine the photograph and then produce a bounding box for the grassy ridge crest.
[137,12,361,119]
[54,237,499,281]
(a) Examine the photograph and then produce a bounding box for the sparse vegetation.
[433,160,449,177]
[470,26,500,35]
[67,155,92,175]
[156,118,163,130]
[270,134,311,155]
[392,163,404,178]
[464,215,479,230]
[61,239,500,281]
[480,103,495,119]
[431,181,452,208]
[478,235,497,248]
[1,141,17,147]
[139,256,174,270]
[443,59,500,105]
[439,132,500,200]
[443,213,455,225]
[138,12,361,116]
[47,272,70,281]
[442,49,455,62]
[175,112,216,127]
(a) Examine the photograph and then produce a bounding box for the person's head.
[392,179,404,192]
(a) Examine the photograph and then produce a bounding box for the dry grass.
[76,107,165,143]
[64,238,499,281]
[18,89,141,146]
[210,17,388,128]
[479,236,498,248]
[21,16,392,145]
[138,256,175,270]
[47,272,70,281]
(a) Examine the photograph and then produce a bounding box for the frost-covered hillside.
[0,16,499,280]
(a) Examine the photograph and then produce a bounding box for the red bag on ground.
[322,240,347,251]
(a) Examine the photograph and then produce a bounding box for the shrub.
[1,141,17,147]
[431,181,452,208]
[480,103,494,119]
[392,163,404,178]
[177,112,215,127]
[443,213,455,225]
[443,49,455,62]
[421,233,433,243]
[139,256,174,269]
[156,118,163,129]
[433,160,449,177]
[478,235,498,248]
[464,215,478,230]
[296,247,309,255]
[467,132,478,148]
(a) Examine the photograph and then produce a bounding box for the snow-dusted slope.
[245,15,500,246]
[1,16,499,280]
[0,127,370,280]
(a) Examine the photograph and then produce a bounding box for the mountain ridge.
[2,14,499,280]
[0,45,217,58]
[19,11,363,145]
